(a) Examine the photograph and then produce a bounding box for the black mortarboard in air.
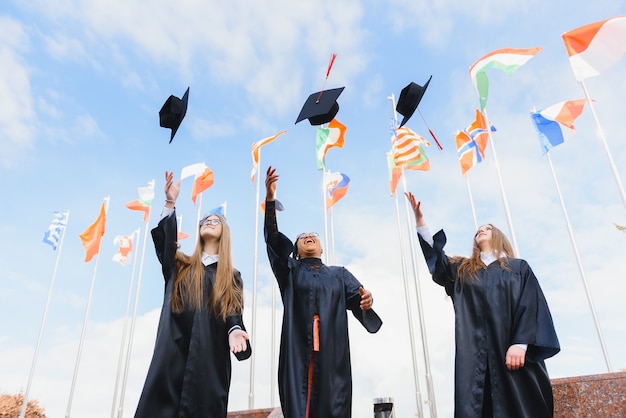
[396,76,431,127]
[295,87,345,126]
[159,87,190,143]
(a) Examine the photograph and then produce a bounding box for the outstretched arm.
[164,170,181,209]
[404,192,425,227]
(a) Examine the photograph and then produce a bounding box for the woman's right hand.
[405,192,425,226]
[164,171,181,208]
[265,166,278,201]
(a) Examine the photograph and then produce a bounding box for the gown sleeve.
[512,260,560,362]
[151,209,179,282]
[343,268,383,333]
[263,199,295,288]
[225,270,252,361]
[418,229,456,296]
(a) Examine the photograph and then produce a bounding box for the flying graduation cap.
[159,87,190,143]
[396,76,431,128]
[295,87,345,126]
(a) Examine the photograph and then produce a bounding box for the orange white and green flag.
[125,181,155,222]
[79,202,107,263]
[251,130,287,182]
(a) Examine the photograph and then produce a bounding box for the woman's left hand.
[229,329,250,354]
[505,345,526,371]
[359,287,373,310]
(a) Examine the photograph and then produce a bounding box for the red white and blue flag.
[530,99,587,154]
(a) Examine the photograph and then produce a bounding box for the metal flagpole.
[465,175,478,230]
[249,154,262,409]
[400,174,438,418]
[389,93,437,417]
[271,280,277,407]
[322,169,330,265]
[482,107,520,256]
[392,187,424,418]
[579,81,626,210]
[329,207,337,265]
[19,210,70,418]
[110,229,141,418]
[546,152,612,371]
[117,185,153,417]
[66,197,109,418]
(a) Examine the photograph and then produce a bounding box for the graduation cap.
[159,87,190,143]
[396,76,431,128]
[295,87,345,126]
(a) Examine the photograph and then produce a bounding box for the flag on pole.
[325,172,350,209]
[250,130,287,182]
[125,181,155,222]
[386,152,402,196]
[562,16,626,81]
[391,126,430,166]
[206,201,227,217]
[79,203,106,262]
[530,99,587,154]
[469,47,543,110]
[112,235,133,266]
[315,119,346,169]
[455,130,485,175]
[42,211,68,250]
[181,163,214,204]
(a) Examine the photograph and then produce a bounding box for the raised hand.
[164,171,181,208]
[404,192,425,226]
[265,166,279,201]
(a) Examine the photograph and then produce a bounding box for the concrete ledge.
[552,371,626,418]
[227,407,281,418]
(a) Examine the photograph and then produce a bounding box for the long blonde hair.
[171,214,244,321]
[452,224,515,282]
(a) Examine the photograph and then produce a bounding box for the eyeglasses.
[199,217,221,226]
[296,232,319,240]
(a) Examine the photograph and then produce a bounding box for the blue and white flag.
[43,211,68,250]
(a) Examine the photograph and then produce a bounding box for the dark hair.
[292,237,300,260]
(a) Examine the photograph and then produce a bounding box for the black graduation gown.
[419,230,560,418]
[263,200,382,418]
[134,211,250,418]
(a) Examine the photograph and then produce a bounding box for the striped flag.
[316,119,346,169]
[42,211,68,250]
[250,130,287,182]
[469,47,542,110]
[530,99,587,154]
[562,16,626,81]
[391,126,429,166]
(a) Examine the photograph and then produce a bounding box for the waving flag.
[531,99,587,154]
[386,152,402,196]
[250,130,287,182]
[391,126,430,166]
[469,47,542,110]
[125,181,155,222]
[455,130,484,175]
[79,203,106,262]
[181,162,214,204]
[562,16,626,81]
[43,211,68,250]
[206,201,227,217]
[315,119,346,169]
[112,234,133,266]
[325,172,350,209]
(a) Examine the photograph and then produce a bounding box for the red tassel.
[326,53,337,78]
[429,128,443,150]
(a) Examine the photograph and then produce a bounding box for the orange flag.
[79,203,106,262]
[192,167,214,204]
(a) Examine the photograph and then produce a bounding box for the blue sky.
[1,1,626,417]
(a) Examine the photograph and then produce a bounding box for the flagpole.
[66,197,109,418]
[464,175,478,230]
[400,174,438,418]
[546,153,612,371]
[117,180,154,417]
[392,186,424,418]
[578,81,626,210]
[195,193,203,245]
[322,169,330,265]
[110,229,141,418]
[19,210,70,418]
[329,207,336,265]
[482,107,520,256]
[248,154,262,409]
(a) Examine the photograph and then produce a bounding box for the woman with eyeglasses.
[134,171,251,418]
[405,192,560,418]
[263,166,382,418]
